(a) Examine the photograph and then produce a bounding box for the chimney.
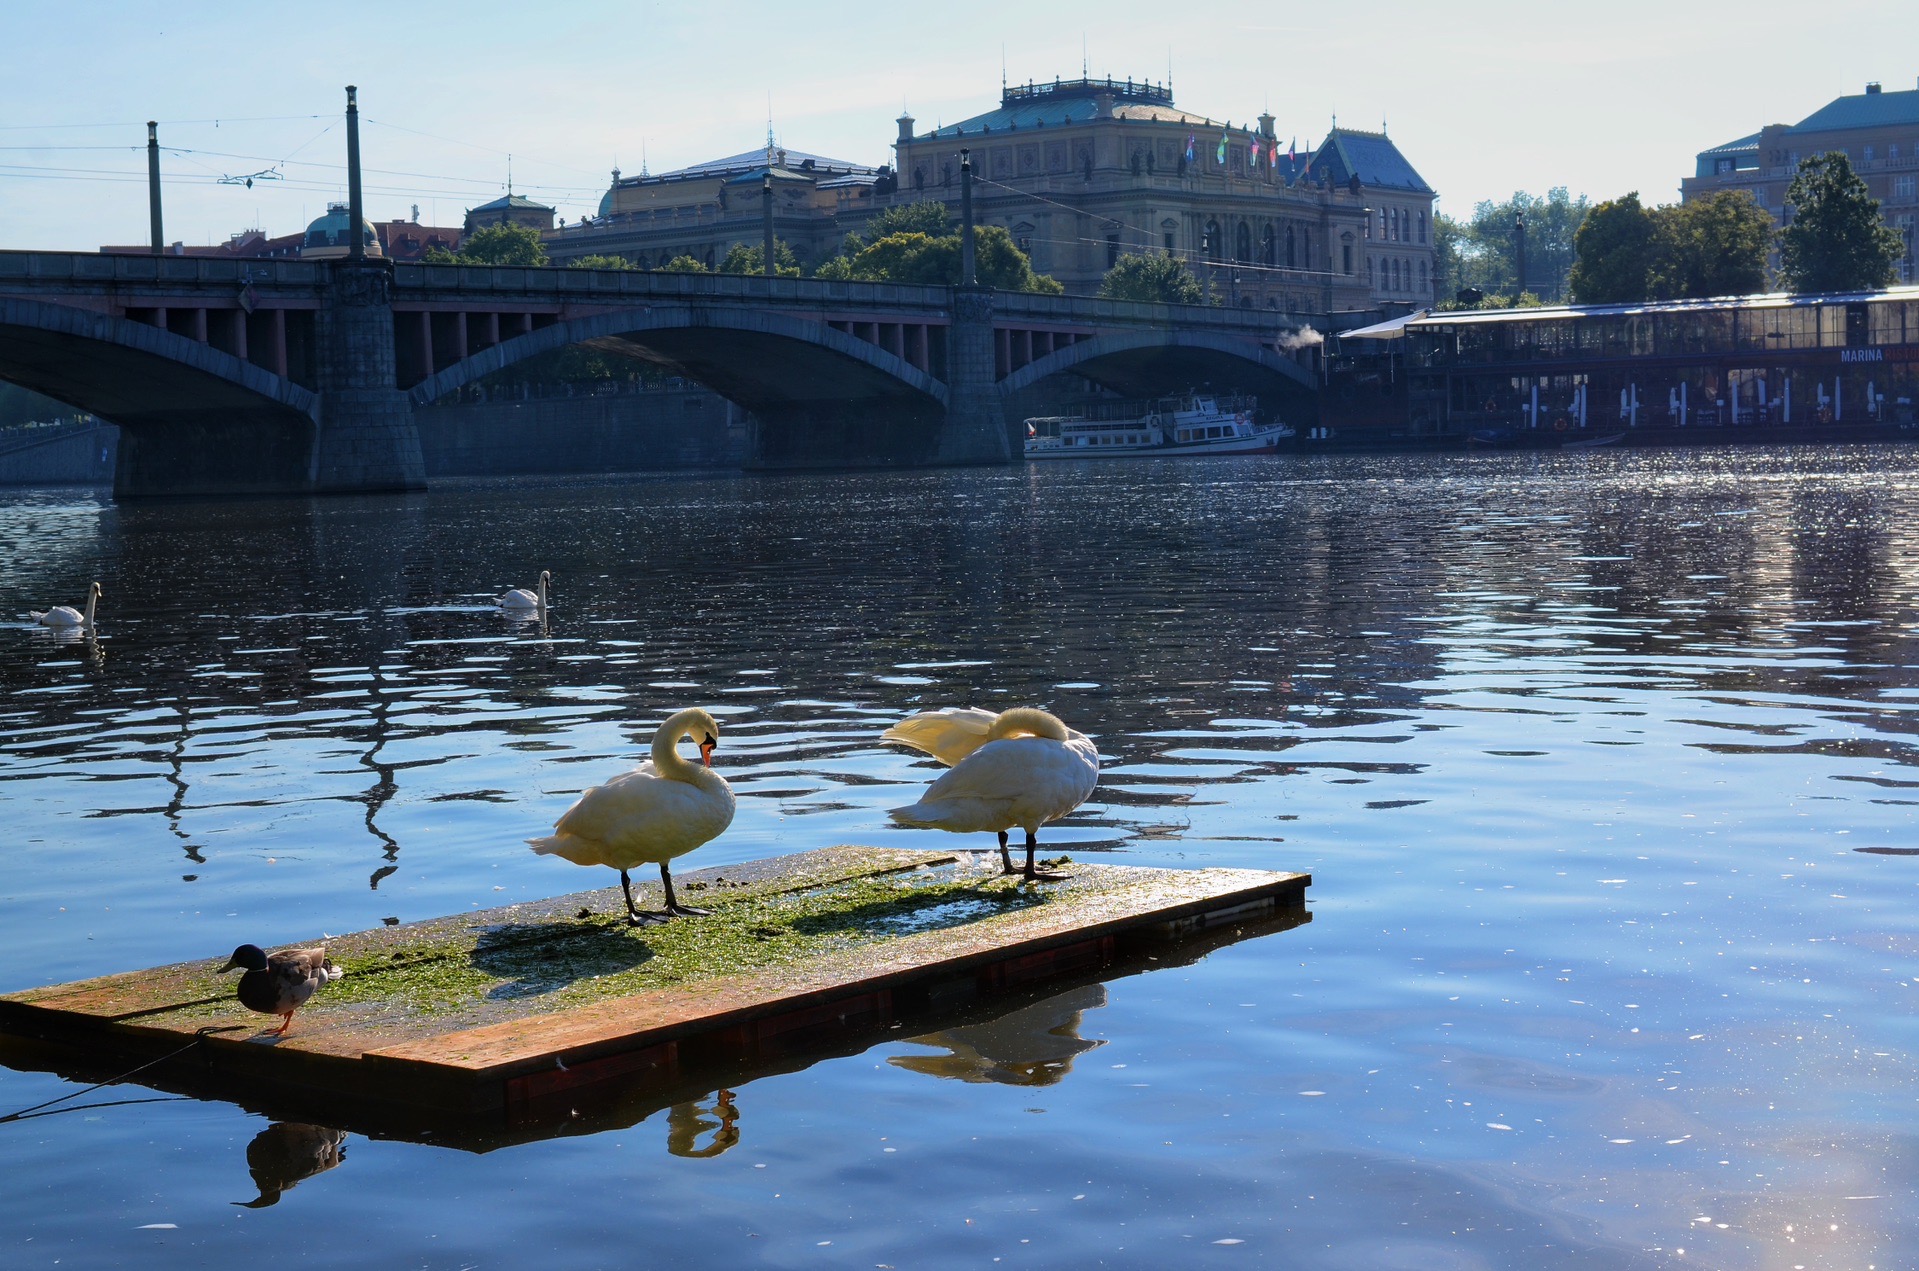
[1866,81,1882,94]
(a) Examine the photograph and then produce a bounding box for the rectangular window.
[1894,176,1916,200]
[1164,231,1175,252]
[1106,234,1121,268]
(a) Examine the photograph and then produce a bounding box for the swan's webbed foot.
[625,909,674,927]
[666,904,712,917]
[1019,837,1071,882]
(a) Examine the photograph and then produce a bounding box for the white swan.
[30,581,102,631]
[496,570,550,615]
[885,706,1098,880]
[529,707,735,924]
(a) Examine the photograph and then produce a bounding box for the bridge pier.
[311,261,425,493]
[937,287,1013,464]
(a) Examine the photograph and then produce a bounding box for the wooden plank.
[0,847,1310,1120]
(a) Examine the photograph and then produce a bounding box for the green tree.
[718,239,802,277]
[1779,151,1904,293]
[1432,212,1473,302]
[861,200,951,243]
[1651,191,1774,299]
[657,254,710,273]
[830,227,1062,293]
[1097,252,1207,304]
[1569,192,1659,303]
[568,254,635,270]
[426,221,547,267]
[1440,189,1591,301]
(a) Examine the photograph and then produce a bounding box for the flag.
[1185,134,1196,162]
[1216,130,1227,164]
[1250,135,1262,164]
[1288,136,1296,164]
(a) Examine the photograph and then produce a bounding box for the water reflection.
[663,1089,739,1158]
[232,1122,347,1209]
[889,984,1106,1086]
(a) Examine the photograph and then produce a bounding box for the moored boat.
[1026,393,1294,458]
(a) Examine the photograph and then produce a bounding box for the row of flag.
[1184,129,1310,178]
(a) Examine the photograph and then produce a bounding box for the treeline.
[1437,152,1906,309]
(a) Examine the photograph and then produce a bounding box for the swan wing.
[882,707,1001,765]
[531,766,735,869]
[33,606,84,627]
[497,588,539,609]
[891,735,1098,833]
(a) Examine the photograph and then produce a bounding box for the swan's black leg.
[1022,830,1070,882]
[620,869,646,925]
[998,830,1016,874]
[661,862,711,918]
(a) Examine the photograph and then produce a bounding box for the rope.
[0,1026,238,1126]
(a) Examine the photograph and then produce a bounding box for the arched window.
[1389,258,1400,290]
[1204,218,1222,261]
[1367,256,1375,286]
[1286,224,1296,268]
[1418,211,1428,244]
[1419,260,1429,290]
[1389,208,1399,241]
[1235,222,1252,263]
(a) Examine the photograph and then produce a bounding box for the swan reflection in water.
[233,1122,348,1208]
[664,1088,739,1158]
[888,984,1107,1086]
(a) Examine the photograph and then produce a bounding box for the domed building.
[300,203,383,260]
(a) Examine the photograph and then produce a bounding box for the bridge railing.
[0,251,325,288]
[392,263,954,312]
[992,289,1298,333]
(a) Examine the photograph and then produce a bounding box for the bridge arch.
[408,304,949,414]
[998,327,1316,401]
[0,297,317,423]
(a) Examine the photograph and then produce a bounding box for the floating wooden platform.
[0,847,1308,1145]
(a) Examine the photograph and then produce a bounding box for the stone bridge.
[0,251,1317,497]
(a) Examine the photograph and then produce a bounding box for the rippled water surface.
[3,448,1918,1268]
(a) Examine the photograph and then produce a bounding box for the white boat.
[1025,394,1294,458]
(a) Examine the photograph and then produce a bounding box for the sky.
[3,0,1916,252]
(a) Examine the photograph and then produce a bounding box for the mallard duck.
[30,581,102,631]
[218,944,343,1036]
[528,707,736,924]
[496,570,550,615]
[885,707,1099,880]
[235,1122,348,1208]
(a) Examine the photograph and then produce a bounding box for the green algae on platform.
[300,871,1058,1017]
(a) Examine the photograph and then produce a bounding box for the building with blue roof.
[1684,78,1919,281]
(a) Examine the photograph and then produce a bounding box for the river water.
[1,447,1916,1269]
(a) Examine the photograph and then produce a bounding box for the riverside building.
[1684,78,1919,281]
[547,76,1436,319]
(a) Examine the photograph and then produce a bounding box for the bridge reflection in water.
[0,253,1316,497]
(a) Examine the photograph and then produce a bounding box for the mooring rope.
[0,1025,239,1126]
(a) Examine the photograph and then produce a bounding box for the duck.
[218,943,343,1036]
[885,706,1098,880]
[528,707,735,925]
[29,581,102,631]
[235,1122,348,1208]
[496,570,550,615]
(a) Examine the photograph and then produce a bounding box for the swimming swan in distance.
[30,581,102,631]
[885,706,1098,880]
[496,570,550,614]
[528,707,736,924]
[218,943,343,1036]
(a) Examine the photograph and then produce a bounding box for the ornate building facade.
[545,77,1437,319]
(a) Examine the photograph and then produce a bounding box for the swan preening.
[218,943,343,1036]
[29,581,102,631]
[529,707,736,925]
[885,706,1099,880]
[496,571,550,615]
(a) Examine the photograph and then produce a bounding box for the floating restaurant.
[1331,285,1919,442]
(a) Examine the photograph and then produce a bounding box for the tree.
[1568,192,1659,303]
[718,239,802,277]
[426,221,547,267]
[861,200,951,243]
[1779,151,1904,293]
[826,227,1063,293]
[1098,252,1206,304]
[1439,189,1591,301]
[569,254,635,270]
[657,255,710,273]
[1651,191,1774,300]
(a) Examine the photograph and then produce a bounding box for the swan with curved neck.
[886,706,1098,880]
[30,581,102,632]
[496,571,550,616]
[529,707,735,924]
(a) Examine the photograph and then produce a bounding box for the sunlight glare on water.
[1,447,1916,1268]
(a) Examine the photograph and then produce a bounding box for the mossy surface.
[287,872,1053,1020]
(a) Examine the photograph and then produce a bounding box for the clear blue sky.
[3,0,1914,250]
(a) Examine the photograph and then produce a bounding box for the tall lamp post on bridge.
[345,86,365,262]
[762,171,776,278]
[960,148,977,286]
[146,122,163,254]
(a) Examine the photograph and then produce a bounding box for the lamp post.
[146,121,163,254]
[762,171,775,278]
[345,86,365,263]
[960,148,977,287]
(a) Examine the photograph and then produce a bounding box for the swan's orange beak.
[699,735,717,767]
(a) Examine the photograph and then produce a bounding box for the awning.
[1337,310,1427,340]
